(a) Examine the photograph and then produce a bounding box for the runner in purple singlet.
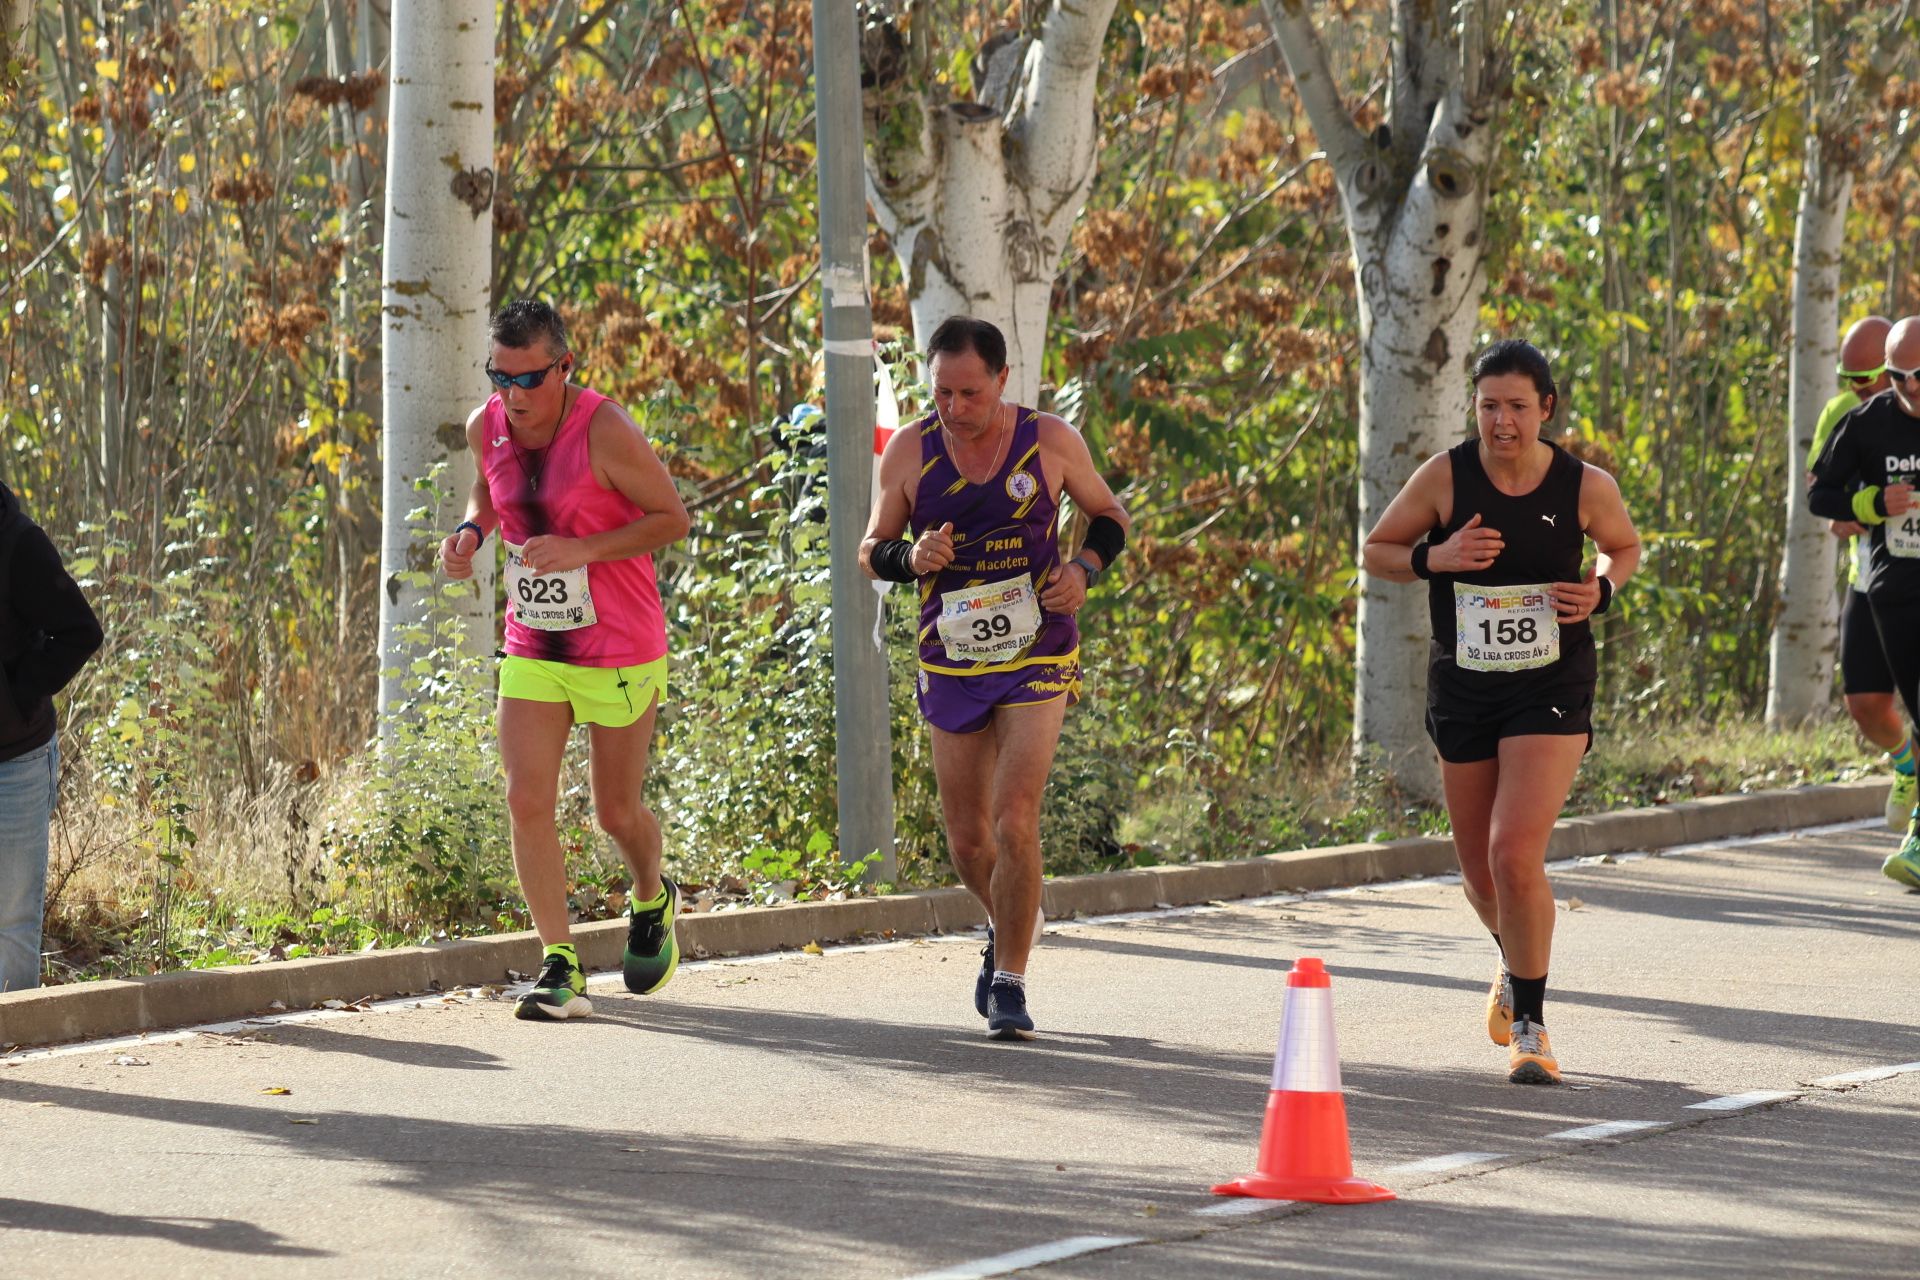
[861,317,1131,1040]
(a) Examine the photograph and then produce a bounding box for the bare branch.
[1391,0,1453,173]
[1259,0,1369,180]
[1008,0,1121,210]
[861,12,938,230]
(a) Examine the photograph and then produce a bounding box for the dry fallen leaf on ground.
[261,1086,292,1095]
[110,1055,149,1067]
[801,942,824,956]
[289,1118,320,1125]
[1563,897,1586,911]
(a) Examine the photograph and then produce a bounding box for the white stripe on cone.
[1270,987,1341,1093]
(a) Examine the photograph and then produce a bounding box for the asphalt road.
[2,821,1916,1279]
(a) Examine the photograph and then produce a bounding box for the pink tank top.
[480,388,667,668]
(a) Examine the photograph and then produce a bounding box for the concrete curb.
[0,778,1887,1053]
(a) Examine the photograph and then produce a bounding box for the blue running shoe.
[974,924,995,1018]
[622,877,681,995]
[986,978,1035,1041]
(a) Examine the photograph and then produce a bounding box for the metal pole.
[813,0,896,881]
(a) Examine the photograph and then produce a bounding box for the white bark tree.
[377,0,494,732]
[1262,0,1515,801]
[1767,0,1916,726]
[1767,144,1852,727]
[860,4,1119,404]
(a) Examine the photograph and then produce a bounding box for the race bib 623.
[505,542,597,632]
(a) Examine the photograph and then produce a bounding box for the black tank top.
[1426,439,1596,702]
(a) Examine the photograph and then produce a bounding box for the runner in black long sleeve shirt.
[1808,315,1920,887]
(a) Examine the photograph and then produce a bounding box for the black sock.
[1510,973,1546,1025]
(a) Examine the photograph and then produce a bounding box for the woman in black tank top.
[1361,340,1642,1088]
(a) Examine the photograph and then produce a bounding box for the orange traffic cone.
[1211,956,1395,1204]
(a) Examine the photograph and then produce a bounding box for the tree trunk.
[1766,138,1849,728]
[863,5,1118,404]
[377,0,494,734]
[1264,0,1507,801]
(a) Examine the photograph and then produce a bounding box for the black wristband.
[1593,575,1615,616]
[1409,543,1433,580]
[454,520,485,545]
[870,538,918,583]
[1082,514,1126,567]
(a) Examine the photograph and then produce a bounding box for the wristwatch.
[1070,554,1103,588]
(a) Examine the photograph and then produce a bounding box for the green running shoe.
[515,947,593,1021]
[1883,824,1920,890]
[1886,771,1916,831]
[622,876,681,994]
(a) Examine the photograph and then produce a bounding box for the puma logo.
[1541,514,1557,527]
[1551,706,1565,718]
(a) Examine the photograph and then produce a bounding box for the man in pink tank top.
[861,317,1131,1040]
[439,300,691,1021]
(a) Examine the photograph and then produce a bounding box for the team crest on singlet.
[1006,470,1037,502]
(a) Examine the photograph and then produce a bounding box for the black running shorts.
[1425,683,1594,765]
[1840,589,1895,696]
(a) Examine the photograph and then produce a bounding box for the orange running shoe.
[1507,1017,1561,1085]
[1487,967,1514,1046]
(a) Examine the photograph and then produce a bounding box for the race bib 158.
[1454,581,1559,673]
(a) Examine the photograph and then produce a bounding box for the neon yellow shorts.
[498,655,667,727]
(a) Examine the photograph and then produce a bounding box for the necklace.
[943,403,1012,485]
[508,389,571,493]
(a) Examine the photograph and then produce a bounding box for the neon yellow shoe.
[1884,821,1920,889]
[622,876,681,994]
[1487,968,1514,1046]
[515,946,593,1021]
[1885,772,1915,831]
[1507,1018,1561,1085]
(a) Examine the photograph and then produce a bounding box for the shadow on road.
[0,1196,329,1258]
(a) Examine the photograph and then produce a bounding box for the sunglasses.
[1890,367,1920,386]
[1838,363,1885,387]
[485,354,569,390]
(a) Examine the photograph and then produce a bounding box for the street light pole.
[813,0,896,881]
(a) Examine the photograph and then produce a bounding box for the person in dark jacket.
[0,480,103,992]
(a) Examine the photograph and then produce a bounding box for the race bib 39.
[937,579,1042,662]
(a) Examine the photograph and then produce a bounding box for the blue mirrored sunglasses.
[486,355,569,390]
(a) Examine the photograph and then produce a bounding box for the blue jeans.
[0,738,56,993]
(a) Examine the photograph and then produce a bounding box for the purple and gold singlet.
[911,406,1079,688]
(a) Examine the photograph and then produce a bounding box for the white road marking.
[903,1236,1144,1280]
[1546,1119,1665,1141]
[1810,1061,1920,1089]
[1387,1151,1507,1175]
[1685,1091,1799,1111]
[1193,1196,1282,1217]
